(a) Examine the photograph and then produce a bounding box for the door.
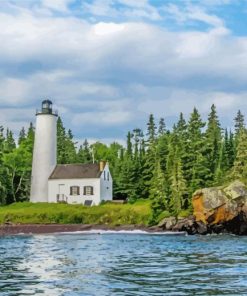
[57,184,66,202]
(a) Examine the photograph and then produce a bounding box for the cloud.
[41,0,74,12]
[163,3,225,28]
[0,1,247,143]
[82,0,161,21]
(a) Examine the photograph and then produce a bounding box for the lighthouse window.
[84,186,94,195]
[70,186,80,195]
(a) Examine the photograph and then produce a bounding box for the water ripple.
[0,234,247,295]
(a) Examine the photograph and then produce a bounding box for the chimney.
[99,161,106,172]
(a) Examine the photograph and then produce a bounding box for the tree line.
[0,105,246,218]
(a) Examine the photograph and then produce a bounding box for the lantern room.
[41,100,53,114]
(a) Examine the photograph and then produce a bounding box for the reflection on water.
[0,233,247,295]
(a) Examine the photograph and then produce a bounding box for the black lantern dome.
[42,100,53,114]
[36,99,58,116]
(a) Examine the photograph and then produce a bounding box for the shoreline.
[0,223,170,236]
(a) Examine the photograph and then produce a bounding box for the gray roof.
[49,163,102,179]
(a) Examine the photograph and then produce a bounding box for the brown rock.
[192,180,247,232]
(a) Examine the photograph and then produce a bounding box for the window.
[104,171,106,180]
[84,186,94,195]
[107,172,109,181]
[70,186,80,195]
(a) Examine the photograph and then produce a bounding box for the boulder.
[192,180,247,234]
[171,216,198,234]
[158,217,176,230]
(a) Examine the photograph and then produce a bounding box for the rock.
[224,180,247,200]
[193,187,227,224]
[173,216,197,234]
[192,180,247,235]
[158,217,176,230]
[195,221,208,235]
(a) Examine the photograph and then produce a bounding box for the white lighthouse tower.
[30,100,58,202]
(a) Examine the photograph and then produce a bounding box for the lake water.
[0,231,247,296]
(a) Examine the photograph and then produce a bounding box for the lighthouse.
[30,100,58,202]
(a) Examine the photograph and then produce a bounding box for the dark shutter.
[83,186,86,195]
[91,186,94,195]
[70,186,72,195]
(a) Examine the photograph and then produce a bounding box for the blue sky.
[1,0,247,145]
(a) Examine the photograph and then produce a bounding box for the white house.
[48,161,113,206]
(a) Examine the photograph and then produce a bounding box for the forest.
[0,104,247,220]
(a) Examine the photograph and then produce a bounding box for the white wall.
[30,114,57,203]
[100,163,113,201]
[48,178,101,205]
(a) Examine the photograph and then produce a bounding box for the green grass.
[0,199,152,226]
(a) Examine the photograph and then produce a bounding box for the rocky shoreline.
[157,214,247,235]
[158,180,247,235]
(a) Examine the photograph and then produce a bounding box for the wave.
[55,229,187,235]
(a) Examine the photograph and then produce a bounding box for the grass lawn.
[0,199,152,226]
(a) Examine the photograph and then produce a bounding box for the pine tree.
[228,130,235,167]
[232,128,247,180]
[157,131,169,173]
[147,114,157,145]
[234,110,245,136]
[77,139,92,163]
[158,118,166,136]
[126,131,133,158]
[65,129,77,163]
[149,161,167,218]
[142,114,157,198]
[132,128,142,159]
[57,118,77,164]
[205,104,222,184]
[184,108,208,194]
[18,127,26,145]
[173,113,187,171]
[4,129,16,153]
[169,153,187,215]
[57,117,67,164]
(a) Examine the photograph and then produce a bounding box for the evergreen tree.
[142,114,157,198]
[228,130,235,167]
[147,114,157,145]
[4,129,16,153]
[149,161,167,218]
[77,139,92,163]
[232,128,247,180]
[185,108,209,194]
[57,118,77,164]
[169,152,187,214]
[173,113,187,171]
[132,128,142,159]
[157,131,169,173]
[158,118,166,136]
[205,104,222,184]
[25,122,35,153]
[18,127,26,145]
[65,129,77,163]
[126,131,133,157]
[57,117,67,164]
[234,110,245,136]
